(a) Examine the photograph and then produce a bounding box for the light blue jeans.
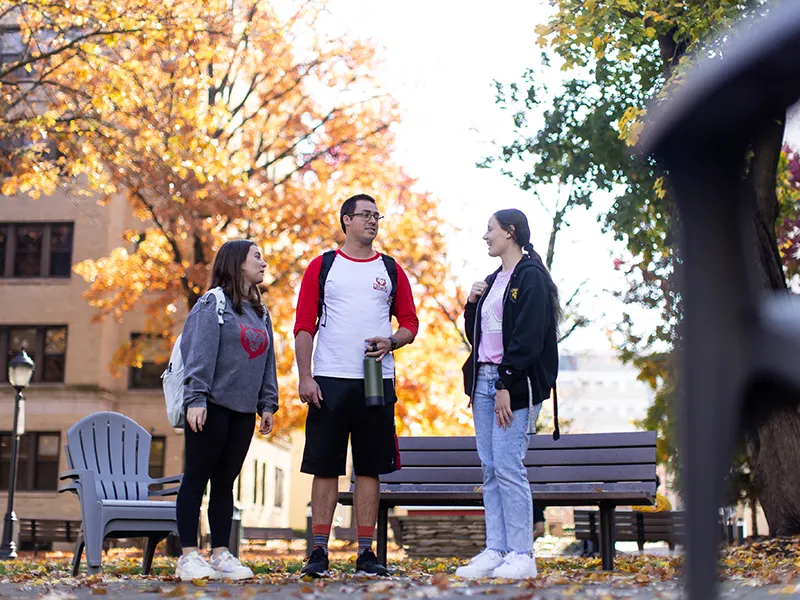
[472,364,541,555]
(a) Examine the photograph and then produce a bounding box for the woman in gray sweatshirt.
[174,239,279,581]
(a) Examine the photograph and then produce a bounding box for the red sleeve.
[293,256,323,338]
[393,263,419,339]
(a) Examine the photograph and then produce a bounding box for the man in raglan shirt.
[293,193,419,578]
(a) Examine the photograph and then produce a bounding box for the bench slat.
[340,481,655,507]
[398,432,656,452]
[18,519,82,544]
[399,447,656,467]
[242,527,296,541]
[380,464,656,485]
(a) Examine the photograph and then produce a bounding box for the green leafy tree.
[485,0,800,533]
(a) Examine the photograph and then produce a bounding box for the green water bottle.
[364,344,385,408]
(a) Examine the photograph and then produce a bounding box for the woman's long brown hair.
[209,240,265,317]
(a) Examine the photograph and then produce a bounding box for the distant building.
[556,351,654,434]
[0,187,291,543]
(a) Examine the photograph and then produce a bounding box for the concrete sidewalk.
[2,578,797,599]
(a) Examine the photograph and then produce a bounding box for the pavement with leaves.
[0,537,797,598]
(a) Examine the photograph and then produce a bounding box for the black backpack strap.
[380,254,398,313]
[317,250,337,326]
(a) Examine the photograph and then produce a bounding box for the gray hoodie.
[181,291,279,416]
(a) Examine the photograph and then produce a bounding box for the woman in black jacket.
[455,209,559,581]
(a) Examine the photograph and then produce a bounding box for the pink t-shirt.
[477,270,513,365]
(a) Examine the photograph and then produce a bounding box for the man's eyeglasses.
[347,211,384,223]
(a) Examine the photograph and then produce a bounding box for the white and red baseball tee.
[294,250,419,378]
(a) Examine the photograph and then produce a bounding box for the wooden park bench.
[338,432,657,570]
[574,509,685,554]
[242,527,302,550]
[18,518,82,556]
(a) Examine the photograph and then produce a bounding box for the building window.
[129,333,168,389]
[274,467,284,509]
[252,461,258,504]
[0,432,60,491]
[236,474,242,502]
[0,325,67,384]
[261,463,266,506]
[149,436,166,489]
[0,28,26,80]
[0,223,74,278]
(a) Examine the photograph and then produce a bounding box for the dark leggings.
[176,402,255,548]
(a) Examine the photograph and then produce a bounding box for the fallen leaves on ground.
[0,536,798,596]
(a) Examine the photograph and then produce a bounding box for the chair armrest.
[58,481,79,495]
[149,474,183,486]
[56,468,99,506]
[59,469,85,481]
[150,486,180,497]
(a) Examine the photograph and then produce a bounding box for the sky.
[324,1,800,353]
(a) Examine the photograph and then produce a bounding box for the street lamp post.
[0,350,35,560]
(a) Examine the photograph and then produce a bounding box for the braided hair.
[494,209,562,326]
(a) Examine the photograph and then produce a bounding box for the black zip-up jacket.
[462,257,558,411]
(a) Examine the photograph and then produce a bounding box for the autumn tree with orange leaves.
[0,0,471,434]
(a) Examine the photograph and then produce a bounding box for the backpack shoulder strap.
[551,383,560,441]
[380,253,398,311]
[207,287,227,325]
[317,250,338,322]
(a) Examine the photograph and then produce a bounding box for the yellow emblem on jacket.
[510,288,519,300]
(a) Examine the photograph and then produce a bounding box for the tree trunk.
[749,495,758,538]
[745,383,800,535]
[744,114,800,536]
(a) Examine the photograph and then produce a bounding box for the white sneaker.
[176,551,219,580]
[454,549,505,579]
[491,551,538,579]
[209,550,254,581]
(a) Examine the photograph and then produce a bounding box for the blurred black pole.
[640,3,800,598]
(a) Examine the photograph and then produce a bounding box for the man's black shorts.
[301,376,399,477]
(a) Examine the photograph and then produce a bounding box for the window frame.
[0,431,61,491]
[274,467,284,509]
[0,222,74,279]
[128,332,169,390]
[0,324,68,384]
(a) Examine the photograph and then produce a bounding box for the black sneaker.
[300,546,330,578]
[355,548,390,577]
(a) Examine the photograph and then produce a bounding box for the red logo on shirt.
[239,324,268,360]
[373,276,388,293]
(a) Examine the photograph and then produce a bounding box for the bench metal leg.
[636,513,645,553]
[599,503,616,571]
[376,504,389,566]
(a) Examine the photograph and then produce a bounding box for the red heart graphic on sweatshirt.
[240,324,268,359]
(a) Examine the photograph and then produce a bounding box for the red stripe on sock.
[312,524,331,535]
[357,526,374,538]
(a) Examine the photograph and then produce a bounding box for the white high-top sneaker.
[454,549,506,579]
[209,550,254,581]
[176,551,219,580]
[491,551,538,579]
